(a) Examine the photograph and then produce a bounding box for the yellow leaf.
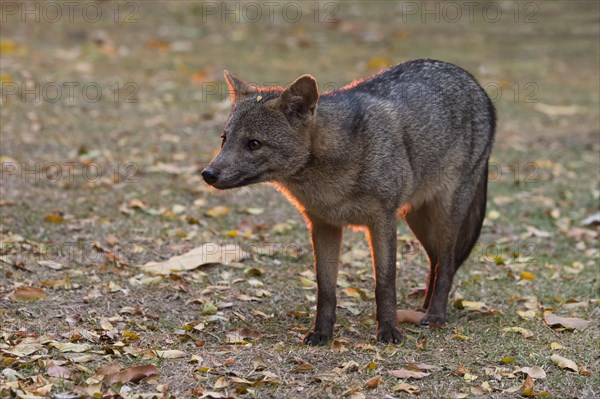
[300,277,317,288]
[452,334,470,340]
[206,206,229,218]
[550,342,563,350]
[488,210,501,220]
[516,309,536,319]
[366,56,391,70]
[44,214,64,223]
[520,271,536,281]
[271,222,293,234]
[502,326,534,339]
[0,73,11,84]
[225,229,238,238]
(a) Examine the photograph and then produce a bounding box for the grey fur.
[203,59,496,345]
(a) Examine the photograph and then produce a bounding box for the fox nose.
[201,167,219,184]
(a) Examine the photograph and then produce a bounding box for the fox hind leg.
[404,202,439,312]
[404,164,488,325]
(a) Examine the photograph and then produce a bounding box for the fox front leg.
[303,219,342,346]
[368,215,403,343]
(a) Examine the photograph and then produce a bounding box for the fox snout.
[201,167,219,185]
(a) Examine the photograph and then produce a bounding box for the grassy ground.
[1,1,598,398]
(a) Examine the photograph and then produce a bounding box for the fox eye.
[248,139,262,151]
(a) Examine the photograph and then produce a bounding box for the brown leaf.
[226,328,262,343]
[406,363,442,372]
[293,363,314,373]
[332,339,348,353]
[544,313,591,330]
[521,376,535,396]
[107,364,159,384]
[65,314,81,326]
[396,309,426,324]
[214,376,229,389]
[47,365,70,379]
[95,363,121,380]
[365,374,381,389]
[9,286,46,301]
[388,369,430,379]
[393,382,420,395]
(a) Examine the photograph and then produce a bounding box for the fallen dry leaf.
[544,313,591,330]
[47,365,70,379]
[226,328,262,343]
[516,309,536,319]
[155,349,186,359]
[37,260,63,270]
[138,243,249,274]
[206,206,229,218]
[550,342,563,350]
[107,364,159,384]
[502,326,534,339]
[332,339,348,353]
[9,286,46,301]
[95,363,121,380]
[365,374,381,389]
[533,103,580,116]
[214,376,229,389]
[396,309,426,324]
[550,354,578,372]
[50,342,92,353]
[3,340,43,357]
[293,363,314,373]
[524,225,552,238]
[393,382,421,395]
[388,369,430,380]
[515,366,546,379]
[454,299,494,314]
[406,363,442,372]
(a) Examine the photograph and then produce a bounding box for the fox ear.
[277,75,319,122]
[224,70,257,102]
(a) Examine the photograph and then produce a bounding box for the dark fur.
[203,60,496,345]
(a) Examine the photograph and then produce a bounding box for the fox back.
[205,60,495,227]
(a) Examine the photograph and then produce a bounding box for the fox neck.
[278,97,360,187]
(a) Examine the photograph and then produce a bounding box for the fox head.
[201,71,319,189]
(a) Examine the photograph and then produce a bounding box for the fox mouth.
[209,173,264,190]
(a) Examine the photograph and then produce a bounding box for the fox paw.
[419,314,446,327]
[376,326,403,344]
[303,330,332,346]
